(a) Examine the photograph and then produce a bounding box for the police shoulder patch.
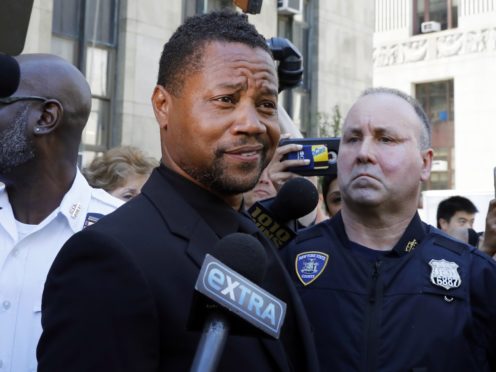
[83,212,105,229]
[295,251,329,286]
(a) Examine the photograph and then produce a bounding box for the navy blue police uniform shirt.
[282,212,496,372]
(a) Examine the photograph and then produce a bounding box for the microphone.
[0,54,20,98]
[248,177,319,248]
[190,233,287,372]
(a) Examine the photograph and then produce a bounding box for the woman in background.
[83,146,158,201]
[321,174,341,218]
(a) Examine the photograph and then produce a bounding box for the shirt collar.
[330,211,427,257]
[0,169,93,237]
[157,164,247,238]
[58,169,94,233]
[0,184,16,241]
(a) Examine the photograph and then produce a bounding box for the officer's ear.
[420,148,433,182]
[32,99,63,135]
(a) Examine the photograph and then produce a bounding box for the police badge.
[295,251,329,286]
[428,259,462,290]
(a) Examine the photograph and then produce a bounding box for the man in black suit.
[37,10,319,371]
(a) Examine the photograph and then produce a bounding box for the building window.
[277,0,312,136]
[415,80,455,190]
[413,0,458,35]
[183,0,234,18]
[52,0,119,164]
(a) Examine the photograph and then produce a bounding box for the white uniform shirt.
[0,170,123,372]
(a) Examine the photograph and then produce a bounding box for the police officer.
[0,54,122,371]
[283,87,496,371]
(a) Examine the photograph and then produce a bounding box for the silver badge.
[429,259,461,290]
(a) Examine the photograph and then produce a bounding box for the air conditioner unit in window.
[421,21,441,33]
[277,0,302,15]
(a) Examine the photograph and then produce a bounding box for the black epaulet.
[295,225,324,243]
[431,230,473,256]
[471,247,496,264]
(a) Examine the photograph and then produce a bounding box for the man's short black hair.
[436,195,479,228]
[157,9,272,96]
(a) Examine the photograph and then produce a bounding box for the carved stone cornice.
[373,27,496,67]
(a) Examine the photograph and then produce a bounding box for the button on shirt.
[0,170,123,372]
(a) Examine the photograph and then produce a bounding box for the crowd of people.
[1,8,495,372]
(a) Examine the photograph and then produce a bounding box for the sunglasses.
[0,96,48,105]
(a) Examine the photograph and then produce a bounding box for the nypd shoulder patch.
[83,212,104,229]
[295,251,329,286]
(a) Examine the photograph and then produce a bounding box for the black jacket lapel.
[141,169,217,267]
[141,169,316,371]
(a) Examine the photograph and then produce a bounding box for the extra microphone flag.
[195,254,287,339]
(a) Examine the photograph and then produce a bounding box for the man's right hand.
[268,133,309,191]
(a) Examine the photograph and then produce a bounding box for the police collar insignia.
[404,239,418,252]
[429,259,461,290]
[69,203,81,218]
[295,251,329,286]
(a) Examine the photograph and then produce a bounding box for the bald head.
[15,54,92,135]
[360,87,431,150]
[0,55,93,219]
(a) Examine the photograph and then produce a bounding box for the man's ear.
[151,85,172,130]
[33,99,63,135]
[439,218,449,232]
[420,148,433,182]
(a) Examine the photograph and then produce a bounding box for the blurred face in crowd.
[337,93,432,214]
[0,102,35,174]
[439,211,476,232]
[324,178,342,217]
[153,41,280,204]
[110,172,150,202]
[243,167,277,209]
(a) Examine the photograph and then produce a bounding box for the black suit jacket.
[37,168,319,371]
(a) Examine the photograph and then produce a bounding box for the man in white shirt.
[0,54,122,371]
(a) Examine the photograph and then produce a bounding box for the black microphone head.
[212,232,268,285]
[270,177,319,221]
[0,54,20,98]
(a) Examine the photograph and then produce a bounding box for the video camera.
[266,37,303,92]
